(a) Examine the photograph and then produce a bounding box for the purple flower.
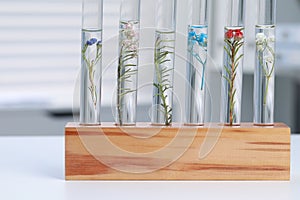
[96,40,102,46]
[86,38,97,46]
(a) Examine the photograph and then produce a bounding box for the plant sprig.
[82,38,102,108]
[154,34,175,126]
[117,21,138,125]
[256,35,275,106]
[188,30,207,90]
[223,28,244,125]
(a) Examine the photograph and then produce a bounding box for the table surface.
[0,135,299,200]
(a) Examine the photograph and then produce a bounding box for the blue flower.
[86,38,97,46]
[199,33,207,43]
[198,33,207,47]
[188,30,196,39]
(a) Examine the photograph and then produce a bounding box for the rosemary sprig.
[117,22,138,125]
[223,29,244,125]
[154,34,175,125]
[117,48,137,125]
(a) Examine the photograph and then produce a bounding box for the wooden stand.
[65,122,290,180]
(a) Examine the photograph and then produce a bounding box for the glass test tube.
[185,0,208,125]
[220,0,245,126]
[80,0,103,125]
[116,0,141,125]
[152,0,177,126]
[254,0,276,125]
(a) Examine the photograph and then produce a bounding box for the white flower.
[256,33,266,43]
[256,33,268,52]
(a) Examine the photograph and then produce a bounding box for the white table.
[0,135,299,200]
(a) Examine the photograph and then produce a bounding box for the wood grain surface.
[65,123,290,180]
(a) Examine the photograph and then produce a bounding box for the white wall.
[0,0,300,134]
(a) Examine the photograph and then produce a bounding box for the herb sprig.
[223,28,244,125]
[153,33,175,125]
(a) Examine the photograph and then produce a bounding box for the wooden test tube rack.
[65,122,290,180]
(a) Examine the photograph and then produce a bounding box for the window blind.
[0,0,119,109]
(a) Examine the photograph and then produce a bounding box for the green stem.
[88,64,96,106]
[229,41,235,126]
[264,76,270,105]
[257,42,275,106]
[117,42,138,125]
[224,38,244,126]
[82,45,101,108]
[117,46,123,125]
[154,36,173,125]
[155,62,171,125]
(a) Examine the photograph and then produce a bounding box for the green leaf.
[223,75,231,84]
[153,34,175,125]
[224,65,231,76]
[224,46,231,57]
[232,72,237,82]
[234,42,244,57]
[224,39,233,49]
[234,54,244,68]
[232,89,236,100]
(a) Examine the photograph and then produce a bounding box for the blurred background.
[0,0,299,135]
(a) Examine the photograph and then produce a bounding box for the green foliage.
[117,24,138,125]
[82,41,102,107]
[223,35,244,126]
[153,35,175,126]
[256,38,275,106]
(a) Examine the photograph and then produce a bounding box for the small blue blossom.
[188,30,196,39]
[86,38,97,46]
[198,33,207,47]
[199,33,207,43]
[188,31,197,45]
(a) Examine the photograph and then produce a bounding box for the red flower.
[225,29,244,40]
[225,30,233,39]
[234,30,243,40]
